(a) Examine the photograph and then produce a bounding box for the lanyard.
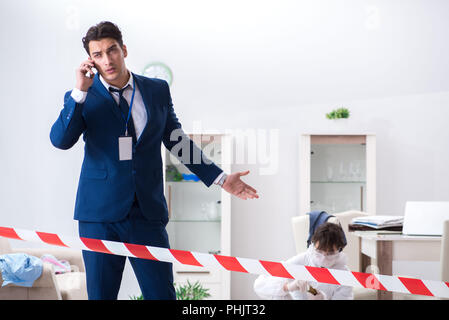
[116,77,136,137]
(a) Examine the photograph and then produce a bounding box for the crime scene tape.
[0,226,448,299]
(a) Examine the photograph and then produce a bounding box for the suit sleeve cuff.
[213,172,225,185]
[71,88,88,104]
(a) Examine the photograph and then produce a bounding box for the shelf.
[311,181,366,184]
[162,133,231,299]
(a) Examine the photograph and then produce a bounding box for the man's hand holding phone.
[76,58,96,92]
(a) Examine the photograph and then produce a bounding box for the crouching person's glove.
[306,287,327,300]
[284,279,308,292]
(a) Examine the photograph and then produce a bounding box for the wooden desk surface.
[351,231,442,241]
[352,231,441,262]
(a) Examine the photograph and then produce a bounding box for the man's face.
[88,37,128,83]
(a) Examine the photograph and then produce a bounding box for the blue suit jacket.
[50,73,223,223]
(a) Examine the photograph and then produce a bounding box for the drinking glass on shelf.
[354,161,363,181]
[349,161,356,181]
[327,165,334,182]
[200,203,208,220]
[339,162,346,181]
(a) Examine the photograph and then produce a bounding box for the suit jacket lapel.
[133,73,153,145]
[90,74,123,122]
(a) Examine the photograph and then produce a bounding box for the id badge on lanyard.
[118,136,133,161]
[118,77,136,161]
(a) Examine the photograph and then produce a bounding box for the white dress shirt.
[71,72,147,139]
[70,72,225,185]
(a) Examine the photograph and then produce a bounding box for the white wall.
[1,0,448,299]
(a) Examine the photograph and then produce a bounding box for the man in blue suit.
[50,21,259,300]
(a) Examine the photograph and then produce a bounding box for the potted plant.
[326,107,350,120]
[129,280,211,300]
[175,280,211,300]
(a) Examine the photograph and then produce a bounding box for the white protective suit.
[253,246,354,300]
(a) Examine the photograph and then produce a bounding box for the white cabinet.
[299,134,376,216]
[162,133,231,299]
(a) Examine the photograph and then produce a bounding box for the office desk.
[351,231,441,300]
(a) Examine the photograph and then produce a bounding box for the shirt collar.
[100,70,133,92]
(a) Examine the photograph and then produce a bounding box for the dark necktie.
[109,85,137,144]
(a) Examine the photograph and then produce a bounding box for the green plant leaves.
[129,280,211,300]
[326,107,350,119]
[175,280,211,300]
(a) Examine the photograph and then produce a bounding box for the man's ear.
[122,44,128,58]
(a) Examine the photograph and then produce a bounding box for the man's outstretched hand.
[222,170,259,200]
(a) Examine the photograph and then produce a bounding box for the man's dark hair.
[311,222,346,252]
[82,21,124,55]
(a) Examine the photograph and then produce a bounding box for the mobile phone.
[86,58,98,78]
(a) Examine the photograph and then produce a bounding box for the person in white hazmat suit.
[254,222,354,300]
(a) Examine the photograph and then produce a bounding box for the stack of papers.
[350,215,404,229]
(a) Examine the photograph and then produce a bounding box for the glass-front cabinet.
[162,133,231,299]
[299,134,376,216]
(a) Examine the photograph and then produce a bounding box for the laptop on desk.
[402,201,449,236]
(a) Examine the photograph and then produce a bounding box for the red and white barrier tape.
[1,226,448,298]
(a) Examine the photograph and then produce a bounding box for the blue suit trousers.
[78,198,176,300]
